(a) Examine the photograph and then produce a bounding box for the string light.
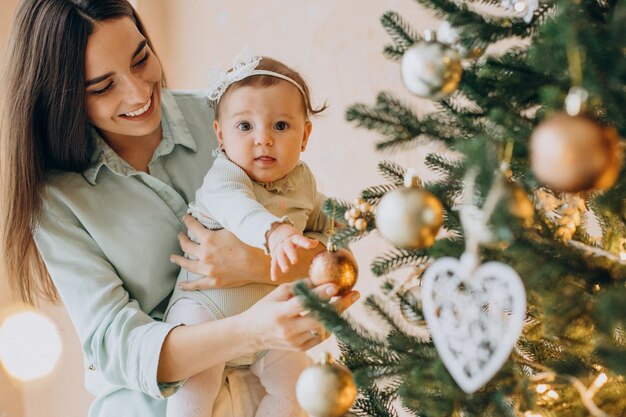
[535,384,548,394]
[593,373,608,388]
[0,310,63,382]
[586,373,608,399]
[546,390,559,400]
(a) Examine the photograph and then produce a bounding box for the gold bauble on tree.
[309,246,358,297]
[401,30,463,99]
[375,170,444,249]
[296,353,357,417]
[530,112,622,193]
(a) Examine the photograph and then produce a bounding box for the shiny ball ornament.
[296,353,357,417]
[401,34,463,99]
[309,248,358,296]
[375,173,444,249]
[530,113,623,192]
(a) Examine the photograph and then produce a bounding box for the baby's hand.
[267,224,319,281]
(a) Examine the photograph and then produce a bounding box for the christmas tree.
[294,0,626,416]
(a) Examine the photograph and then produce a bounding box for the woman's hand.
[240,279,360,352]
[170,215,269,289]
[171,215,326,290]
[157,278,359,382]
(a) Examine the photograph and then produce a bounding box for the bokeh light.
[0,310,62,382]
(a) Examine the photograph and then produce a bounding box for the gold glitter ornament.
[296,353,357,417]
[401,30,463,99]
[530,113,623,193]
[375,170,443,249]
[309,247,358,296]
[535,190,586,243]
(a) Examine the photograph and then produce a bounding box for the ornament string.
[565,41,589,116]
[328,201,337,251]
[456,169,505,275]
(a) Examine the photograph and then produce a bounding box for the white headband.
[205,48,306,102]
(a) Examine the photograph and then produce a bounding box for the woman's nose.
[123,74,151,105]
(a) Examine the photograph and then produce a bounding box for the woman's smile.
[118,91,156,121]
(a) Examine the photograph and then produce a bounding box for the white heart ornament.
[422,257,526,394]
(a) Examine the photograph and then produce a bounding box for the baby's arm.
[196,155,288,252]
[266,223,318,281]
[266,163,333,281]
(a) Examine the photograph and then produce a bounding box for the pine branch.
[377,160,406,184]
[380,11,421,61]
[292,281,391,359]
[409,0,552,45]
[352,385,400,417]
[424,153,463,180]
[371,249,429,276]
[329,227,370,249]
[321,197,351,224]
[361,184,398,206]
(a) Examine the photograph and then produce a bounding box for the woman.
[0,1,359,416]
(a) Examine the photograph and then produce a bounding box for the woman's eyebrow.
[85,40,147,87]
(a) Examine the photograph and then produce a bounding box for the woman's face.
[84,17,162,144]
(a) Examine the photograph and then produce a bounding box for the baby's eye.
[274,121,288,131]
[237,122,252,131]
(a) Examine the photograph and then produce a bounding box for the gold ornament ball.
[375,186,444,249]
[296,354,357,417]
[309,248,358,296]
[530,113,623,192]
[401,40,463,99]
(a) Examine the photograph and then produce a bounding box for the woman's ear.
[301,121,313,151]
[213,120,224,147]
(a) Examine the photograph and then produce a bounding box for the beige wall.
[1,2,24,417]
[0,1,436,416]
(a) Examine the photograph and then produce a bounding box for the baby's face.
[214,82,312,184]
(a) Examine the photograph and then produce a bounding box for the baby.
[165,51,332,417]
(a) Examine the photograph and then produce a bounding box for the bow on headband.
[205,47,306,103]
[205,47,261,102]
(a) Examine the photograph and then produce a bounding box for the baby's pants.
[165,297,308,417]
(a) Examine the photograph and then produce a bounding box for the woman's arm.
[171,215,325,290]
[35,192,178,399]
[157,280,359,382]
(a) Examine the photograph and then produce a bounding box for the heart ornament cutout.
[422,257,526,394]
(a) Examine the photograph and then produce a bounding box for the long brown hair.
[0,0,160,305]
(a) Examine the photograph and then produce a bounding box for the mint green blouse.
[34,90,217,416]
